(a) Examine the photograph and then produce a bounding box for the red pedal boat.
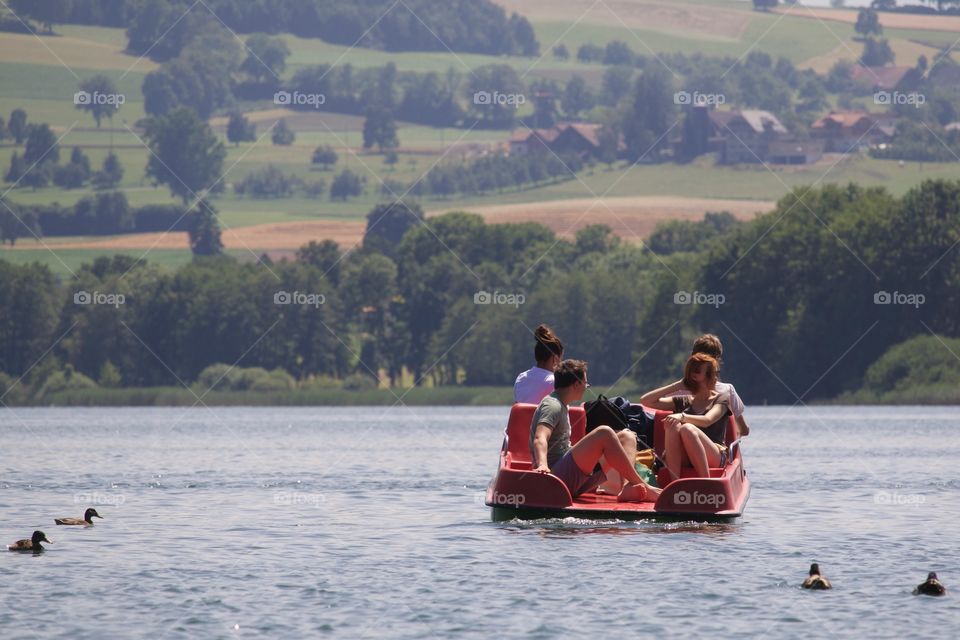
[485,403,750,521]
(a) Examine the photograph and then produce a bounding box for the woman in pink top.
[513,324,563,404]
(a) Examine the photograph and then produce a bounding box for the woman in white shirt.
[513,324,564,404]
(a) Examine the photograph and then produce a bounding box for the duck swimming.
[55,507,104,526]
[914,572,946,597]
[802,563,832,590]
[8,530,52,552]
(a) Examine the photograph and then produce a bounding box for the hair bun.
[535,324,553,340]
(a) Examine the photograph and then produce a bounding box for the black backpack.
[584,394,655,451]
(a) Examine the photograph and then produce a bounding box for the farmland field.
[2,1,959,276]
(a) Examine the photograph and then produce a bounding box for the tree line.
[2,180,959,404]
[8,0,538,57]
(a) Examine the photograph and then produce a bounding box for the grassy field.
[2,1,959,277]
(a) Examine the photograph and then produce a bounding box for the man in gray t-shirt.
[527,393,571,468]
[528,359,660,502]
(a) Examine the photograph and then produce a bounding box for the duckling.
[914,572,946,597]
[55,507,103,526]
[8,530,52,552]
[802,563,832,590]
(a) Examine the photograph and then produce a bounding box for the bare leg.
[663,421,685,481]
[597,430,637,494]
[571,426,642,484]
[679,423,722,478]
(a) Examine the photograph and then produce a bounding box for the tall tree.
[189,201,223,256]
[855,8,883,38]
[622,67,675,162]
[362,106,398,153]
[8,109,28,145]
[562,75,595,118]
[363,201,424,259]
[226,112,255,146]
[143,107,226,204]
[241,34,290,84]
[92,152,124,190]
[10,0,72,33]
[75,74,122,128]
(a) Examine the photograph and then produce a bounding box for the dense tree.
[75,74,121,128]
[553,44,569,60]
[330,168,365,200]
[622,67,675,162]
[53,147,91,188]
[24,123,60,166]
[9,109,28,145]
[311,145,338,170]
[600,66,634,107]
[5,153,26,185]
[861,38,895,66]
[241,34,290,84]
[363,201,424,258]
[226,112,256,145]
[188,202,223,256]
[562,75,596,118]
[604,41,634,66]
[10,0,72,33]
[271,119,295,146]
[143,108,226,204]
[855,8,883,37]
[362,106,399,152]
[0,198,40,246]
[0,261,61,379]
[297,239,342,285]
[92,151,124,190]
[466,64,525,129]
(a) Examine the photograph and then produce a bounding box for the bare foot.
[617,483,648,502]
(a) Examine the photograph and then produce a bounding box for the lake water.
[1,406,958,639]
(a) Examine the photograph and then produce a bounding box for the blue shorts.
[551,450,607,497]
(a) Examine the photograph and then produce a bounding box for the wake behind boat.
[485,403,750,521]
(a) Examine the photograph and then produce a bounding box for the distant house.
[508,128,559,155]
[767,140,824,165]
[945,122,960,133]
[508,123,613,158]
[708,109,789,164]
[810,111,895,152]
[849,65,916,93]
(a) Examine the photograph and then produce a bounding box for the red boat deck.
[486,403,750,520]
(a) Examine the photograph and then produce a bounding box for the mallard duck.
[913,572,946,597]
[8,530,52,552]
[802,563,832,590]
[55,507,103,526]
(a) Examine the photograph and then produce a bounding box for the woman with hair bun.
[513,324,564,404]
